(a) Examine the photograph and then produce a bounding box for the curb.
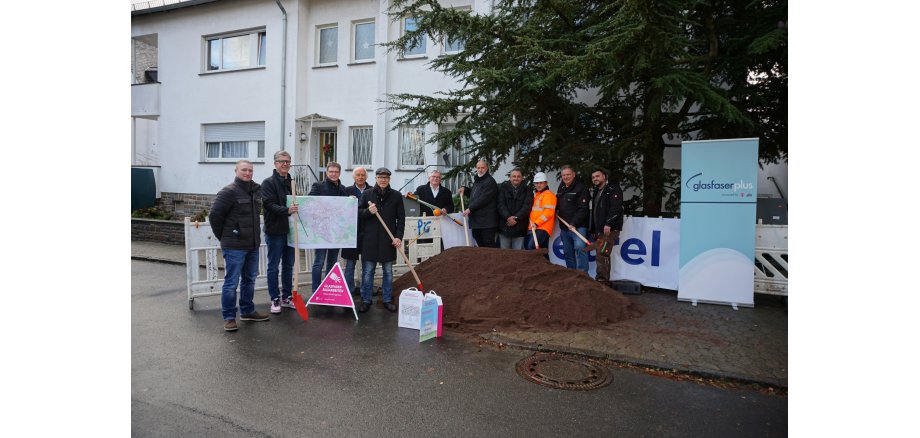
[480,333,787,389]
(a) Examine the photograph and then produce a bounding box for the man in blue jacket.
[209,160,270,331]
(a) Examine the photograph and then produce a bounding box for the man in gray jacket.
[209,160,270,332]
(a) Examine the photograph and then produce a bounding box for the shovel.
[556,216,593,247]
[459,189,471,247]
[405,192,464,226]
[529,221,548,255]
[372,207,424,291]
[290,179,309,321]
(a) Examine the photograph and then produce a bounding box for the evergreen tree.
[383,0,787,215]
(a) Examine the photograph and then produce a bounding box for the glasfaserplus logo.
[685,172,752,192]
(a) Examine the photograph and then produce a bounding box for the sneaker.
[281,297,296,309]
[223,320,238,331]
[270,299,281,314]
[240,311,270,321]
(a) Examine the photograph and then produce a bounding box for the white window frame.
[401,17,426,58]
[438,124,473,193]
[203,28,266,72]
[201,122,266,163]
[398,125,427,170]
[349,126,374,168]
[316,24,339,66]
[351,20,375,63]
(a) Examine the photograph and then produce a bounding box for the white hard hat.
[533,172,547,183]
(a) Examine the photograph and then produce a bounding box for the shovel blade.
[292,290,309,321]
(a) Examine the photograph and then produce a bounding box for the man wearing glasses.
[357,168,405,313]
[261,151,299,314]
[308,162,349,292]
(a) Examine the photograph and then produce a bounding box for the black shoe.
[358,302,371,313]
[383,302,397,312]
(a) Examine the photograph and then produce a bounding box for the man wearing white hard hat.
[526,172,556,251]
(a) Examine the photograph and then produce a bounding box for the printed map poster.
[286,196,357,249]
[678,138,758,307]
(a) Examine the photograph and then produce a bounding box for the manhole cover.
[515,353,612,391]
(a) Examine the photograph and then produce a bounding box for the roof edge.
[131,0,221,16]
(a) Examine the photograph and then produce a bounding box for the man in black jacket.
[357,168,405,313]
[208,160,270,332]
[308,162,349,292]
[497,168,533,250]
[460,159,499,248]
[556,165,591,273]
[261,151,299,314]
[342,166,372,296]
[589,168,624,285]
[414,169,454,216]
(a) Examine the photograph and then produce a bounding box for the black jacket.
[308,178,349,197]
[589,181,625,234]
[209,177,262,250]
[413,184,454,216]
[341,184,372,260]
[556,179,590,228]
[358,185,406,263]
[496,181,533,237]
[461,172,498,229]
[261,170,293,235]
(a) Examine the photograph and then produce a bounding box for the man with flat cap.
[357,167,405,313]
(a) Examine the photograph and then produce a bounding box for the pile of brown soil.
[392,247,644,334]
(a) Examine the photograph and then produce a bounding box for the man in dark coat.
[342,166,372,296]
[261,151,299,314]
[556,165,591,273]
[496,168,533,250]
[357,167,405,313]
[413,169,454,216]
[589,167,624,285]
[459,159,499,248]
[208,160,270,332]
[307,161,349,292]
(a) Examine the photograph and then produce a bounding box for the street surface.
[132,260,787,437]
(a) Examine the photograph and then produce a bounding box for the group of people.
[209,153,623,332]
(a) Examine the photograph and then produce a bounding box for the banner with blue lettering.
[548,217,680,290]
[678,138,759,307]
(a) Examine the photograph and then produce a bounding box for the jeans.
[312,248,341,292]
[525,229,550,250]
[221,248,260,320]
[344,257,359,295]
[499,234,525,250]
[360,260,393,304]
[560,227,589,273]
[265,233,294,301]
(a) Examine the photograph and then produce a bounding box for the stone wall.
[132,218,185,245]
[155,192,216,220]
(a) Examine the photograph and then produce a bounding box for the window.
[350,126,373,167]
[353,21,375,62]
[318,25,338,65]
[205,30,266,71]
[439,124,473,193]
[399,125,426,168]
[202,122,266,162]
[443,35,465,54]
[402,17,426,57]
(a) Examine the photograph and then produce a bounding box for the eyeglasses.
[376,175,390,179]
[275,160,291,164]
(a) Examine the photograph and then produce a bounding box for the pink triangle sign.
[307,262,358,319]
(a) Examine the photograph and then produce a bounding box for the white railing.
[754,224,788,296]
[185,216,443,308]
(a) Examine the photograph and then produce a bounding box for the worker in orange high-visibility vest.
[527,172,556,250]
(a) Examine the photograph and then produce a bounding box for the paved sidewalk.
[132,240,788,387]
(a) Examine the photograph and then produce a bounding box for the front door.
[316,129,337,181]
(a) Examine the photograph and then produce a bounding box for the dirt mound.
[392,247,644,334]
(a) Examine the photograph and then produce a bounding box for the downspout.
[275,0,288,151]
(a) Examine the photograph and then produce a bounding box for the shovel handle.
[291,179,300,287]
[459,190,470,247]
[530,222,540,249]
[556,216,591,245]
[373,210,423,290]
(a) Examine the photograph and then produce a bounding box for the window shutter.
[204,122,265,142]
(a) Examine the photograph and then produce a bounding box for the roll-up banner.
[678,138,759,307]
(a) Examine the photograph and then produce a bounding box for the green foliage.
[131,207,173,220]
[190,209,208,223]
[383,0,787,216]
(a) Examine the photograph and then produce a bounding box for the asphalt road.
[132,260,787,437]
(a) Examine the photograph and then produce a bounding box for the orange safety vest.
[530,189,557,235]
